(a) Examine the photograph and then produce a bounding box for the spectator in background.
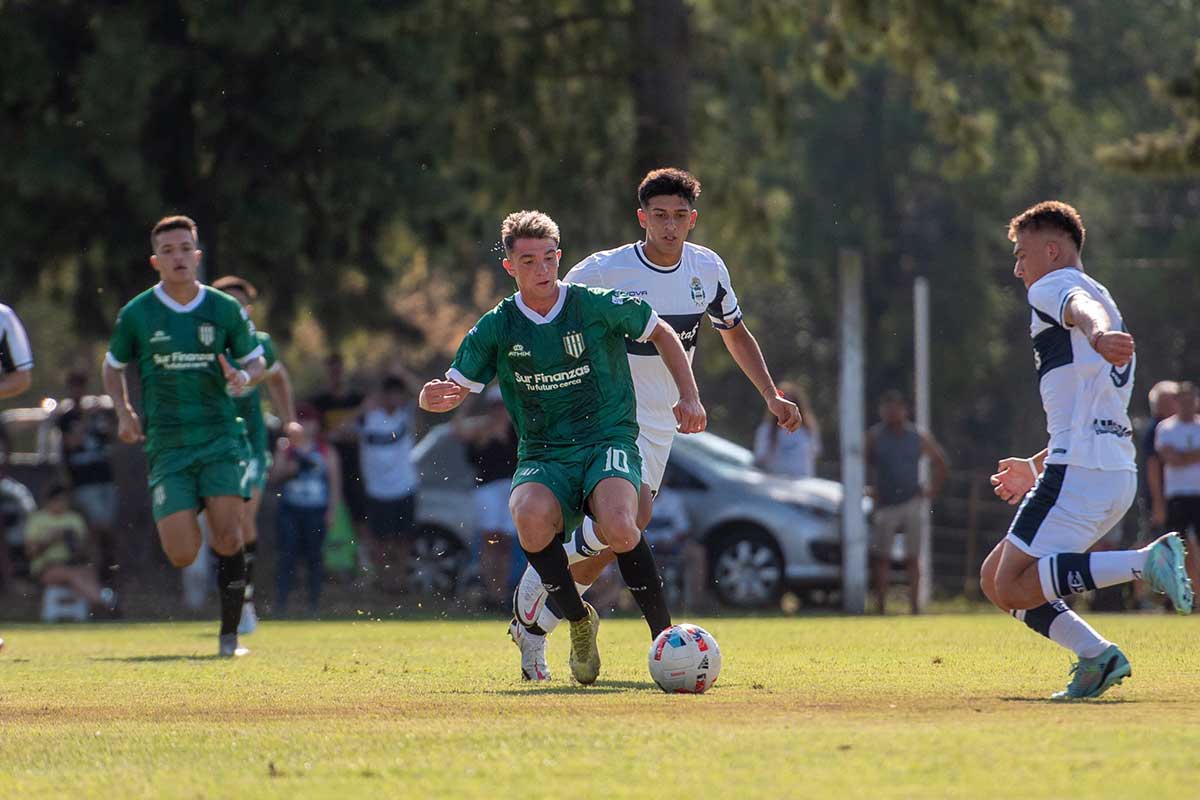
[754,381,820,479]
[1144,380,1180,532]
[453,385,519,609]
[53,370,119,588]
[24,483,114,614]
[359,373,420,593]
[270,405,341,618]
[310,354,368,537]
[1155,381,1200,588]
[0,424,36,593]
[866,389,949,615]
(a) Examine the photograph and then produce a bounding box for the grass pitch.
[2,613,1198,798]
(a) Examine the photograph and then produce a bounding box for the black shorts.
[1167,495,1200,537]
[367,494,417,541]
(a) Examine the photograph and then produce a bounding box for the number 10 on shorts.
[605,447,629,473]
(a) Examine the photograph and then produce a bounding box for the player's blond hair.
[1007,201,1085,252]
[151,215,199,252]
[1148,380,1180,416]
[500,210,560,254]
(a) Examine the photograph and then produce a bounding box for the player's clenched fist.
[116,408,145,444]
[989,456,1038,505]
[767,393,802,432]
[420,379,470,413]
[1091,330,1134,367]
[673,394,707,434]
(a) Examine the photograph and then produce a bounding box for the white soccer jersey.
[0,303,33,374]
[1026,268,1135,472]
[565,241,742,437]
[1154,416,1200,497]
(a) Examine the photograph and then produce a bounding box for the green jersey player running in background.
[103,216,266,657]
[212,276,300,635]
[419,210,706,685]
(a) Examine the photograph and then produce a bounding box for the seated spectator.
[754,381,821,479]
[0,425,36,591]
[641,485,707,610]
[270,406,341,618]
[24,483,114,613]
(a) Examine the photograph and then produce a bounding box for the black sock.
[243,540,257,604]
[1012,600,1070,639]
[521,540,587,622]
[215,549,246,636]
[616,536,672,638]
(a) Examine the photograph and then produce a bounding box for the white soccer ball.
[648,623,721,694]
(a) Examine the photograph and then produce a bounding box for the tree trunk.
[631,0,690,177]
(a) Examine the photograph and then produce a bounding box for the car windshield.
[682,432,759,471]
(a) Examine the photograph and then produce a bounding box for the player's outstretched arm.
[989,448,1048,505]
[648,321,706,434]
[717,323,801,432]
[419,380,470,414]
[1063,294,1134,367]
[102,361,144,444]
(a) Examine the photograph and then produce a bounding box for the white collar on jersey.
[635,241,681,273]
[153,282,207,313]
[514,281,567,324]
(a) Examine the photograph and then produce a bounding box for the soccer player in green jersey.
[102,216,266,657]
[419,210,706,685]
[212,275,300,635]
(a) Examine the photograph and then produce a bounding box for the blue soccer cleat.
[1143,533,1194,614]
[1051,644,1132,700]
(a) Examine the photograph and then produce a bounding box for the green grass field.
[2,613,1198,798]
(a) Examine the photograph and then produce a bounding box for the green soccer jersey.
[230,330,278,455]
[448,282,658,458]
[106,283,264,454]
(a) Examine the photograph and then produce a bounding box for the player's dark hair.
[150,215,199,251]
[212,275,259,302]
[879,389,907,407]
[1180,381,1197,398]
[382,374,405,392]
[43,482,70,503]
[1007,201,1085,252]
[638,167,702,208]
[501,210,560,254]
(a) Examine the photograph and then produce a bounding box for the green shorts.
[239,439,272,494]
[510,439,642,536]
[148,436,248,522]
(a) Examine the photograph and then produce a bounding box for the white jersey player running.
[981,201,1192,701]
[507,168,802,681]
[0,302,35,656]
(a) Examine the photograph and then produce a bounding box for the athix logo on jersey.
[149,330,172,344]
[197,323,215,346]
[507,343,531,358]
[690,276,705,306]
[563,331,585,359]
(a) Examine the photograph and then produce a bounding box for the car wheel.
[406,528,466,599]
[709,529,784,609]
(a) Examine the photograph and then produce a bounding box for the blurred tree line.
[1,0,1198,470]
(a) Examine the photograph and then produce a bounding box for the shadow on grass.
[493,679,655,695]
[1000,696,1134,704]
[89,654,225,663]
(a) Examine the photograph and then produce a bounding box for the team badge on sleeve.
[197,323,215,346]
[563,331,586,358]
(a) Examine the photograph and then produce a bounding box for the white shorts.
[474,479,516,536]
[1005,464,1137,559]
[637,427,675,494]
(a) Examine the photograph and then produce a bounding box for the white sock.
[1089,548,1150,587]
[1048,610,1111,659]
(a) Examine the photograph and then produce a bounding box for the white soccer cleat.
[508,618,551,681]
[218,633,249,658]
[513,567,550,631]
[238,602,258,635]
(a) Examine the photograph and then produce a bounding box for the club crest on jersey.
[690,276,705,306]
[562,331,586,359]
[197,323,215,347]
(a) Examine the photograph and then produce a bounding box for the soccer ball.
[648,623,721,694]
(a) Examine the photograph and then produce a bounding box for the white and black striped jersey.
[0,304,33,375]
[1027,268,1135,472]
[565,241,742,437]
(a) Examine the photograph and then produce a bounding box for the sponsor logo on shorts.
[517,467,539,478]
[152,484,166,508]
